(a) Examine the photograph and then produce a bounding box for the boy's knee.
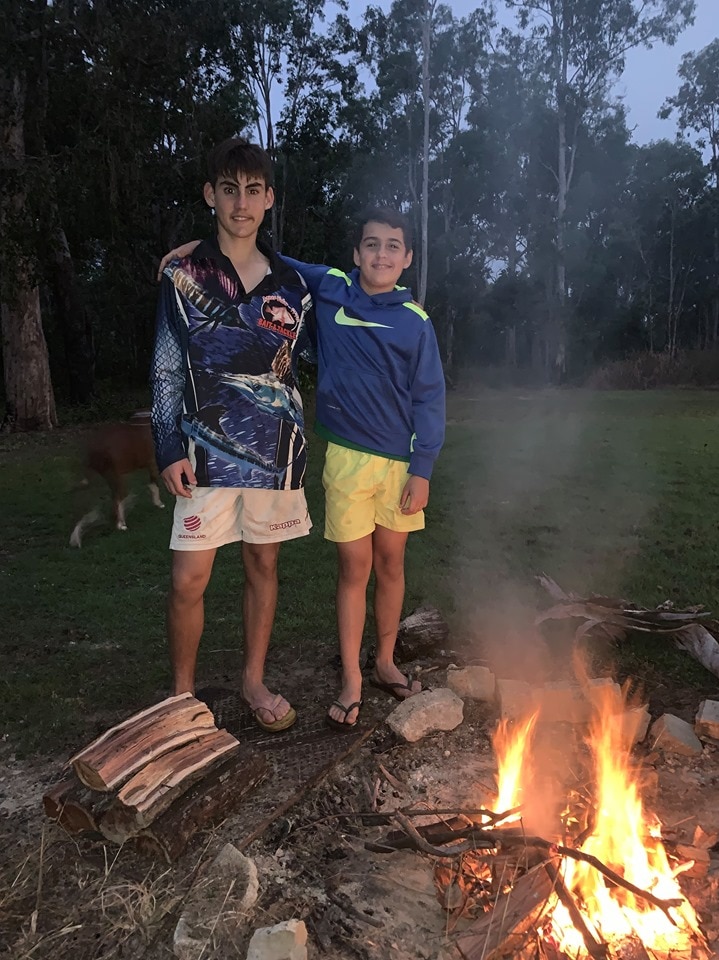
[373,554,405,582]
[243,542,280,579]
[170,554,213,599]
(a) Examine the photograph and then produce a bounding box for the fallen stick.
[390,815,683,919]
[544,861,609,960]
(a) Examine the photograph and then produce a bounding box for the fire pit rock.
[650,713,703,756]
[386,688,464,743]
[446,666,495,701]
[695,699,719,740]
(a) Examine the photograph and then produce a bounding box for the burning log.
[69,693,218,791]
[450,862,556,960]
[544,862,608,960]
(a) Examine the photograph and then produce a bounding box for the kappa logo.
[183,515,202,532]
[269,518,301,531]
[334,307,391,329]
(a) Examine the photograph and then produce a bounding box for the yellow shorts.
[322,442,425,542]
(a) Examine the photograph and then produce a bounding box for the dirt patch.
[2,671,719,960]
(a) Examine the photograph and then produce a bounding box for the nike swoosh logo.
[334,307,391,329]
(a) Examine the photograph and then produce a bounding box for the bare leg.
[241,541,292,725]
[167,548,216,695]
[329,534,373,725]
[372,525,420,696]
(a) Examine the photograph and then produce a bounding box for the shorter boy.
[282,209,445,728]
[159,207,445,729]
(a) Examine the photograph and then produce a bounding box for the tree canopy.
[2,0,717,428]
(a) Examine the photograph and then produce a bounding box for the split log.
[99,728,240,841]
[42,775,112,835]
[128,747,268,862]
[395,605,450,662]
[452,862,555,960]
[70,694,218,791]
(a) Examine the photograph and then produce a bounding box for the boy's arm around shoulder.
[408,311,446,482]
[278,253,331,300]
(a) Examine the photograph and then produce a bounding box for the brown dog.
[69,410,164,547]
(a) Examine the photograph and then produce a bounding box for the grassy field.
[3,387,719,755]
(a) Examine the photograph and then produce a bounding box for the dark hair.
[207,137,274,189]
[354,207,413,252]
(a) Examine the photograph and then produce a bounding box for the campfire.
[381,679,711,960]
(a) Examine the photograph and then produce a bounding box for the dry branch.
[544,861,608,960]
[535,574,719,679]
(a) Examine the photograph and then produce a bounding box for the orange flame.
[492,683,704,956]
[491,712,537,821]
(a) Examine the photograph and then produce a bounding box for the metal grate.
[196,686,377,849]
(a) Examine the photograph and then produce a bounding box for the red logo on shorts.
[183,515,202,531]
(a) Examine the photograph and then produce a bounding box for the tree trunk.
[1,279,57,432]
[418,0,433,306]
[47,219,95,403]
[0,3,57,431]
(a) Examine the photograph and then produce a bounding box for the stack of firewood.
[43,693,267,861]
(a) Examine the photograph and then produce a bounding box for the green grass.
[3,387,719,754]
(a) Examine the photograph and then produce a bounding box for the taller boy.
[150,138,312,731]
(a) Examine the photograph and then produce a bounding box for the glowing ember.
[491,682,706,957]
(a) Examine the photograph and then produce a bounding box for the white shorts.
[170,486,312,550]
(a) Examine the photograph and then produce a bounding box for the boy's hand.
[157,240,202,281]
[400,475,429,515]
[161,459,197,498]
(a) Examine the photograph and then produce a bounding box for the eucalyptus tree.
[611,140,708,354]
[229,0,352,249]
[504,0,696,375]
[359,0,460,303]
[4,0,252,416]
[662,39,719,342]
[0,0,57,430]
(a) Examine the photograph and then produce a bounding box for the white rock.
[246,919,307,960]
[446,666,496,701]
[495,679,536,721]
[650,713,703,757]
[386,688,464,743]
[695,700,719,740]
[173,844,259,959]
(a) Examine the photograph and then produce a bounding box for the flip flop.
[369,676,422,701]
[254,706,296,732]
[325,699,363,732]
[247,694,297,733]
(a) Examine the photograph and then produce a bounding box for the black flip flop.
[369,676,422,701]
[325,699,363,732]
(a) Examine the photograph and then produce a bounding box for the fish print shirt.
[151,236,313,489]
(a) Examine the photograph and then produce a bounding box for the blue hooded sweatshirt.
[281,258,445,481]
